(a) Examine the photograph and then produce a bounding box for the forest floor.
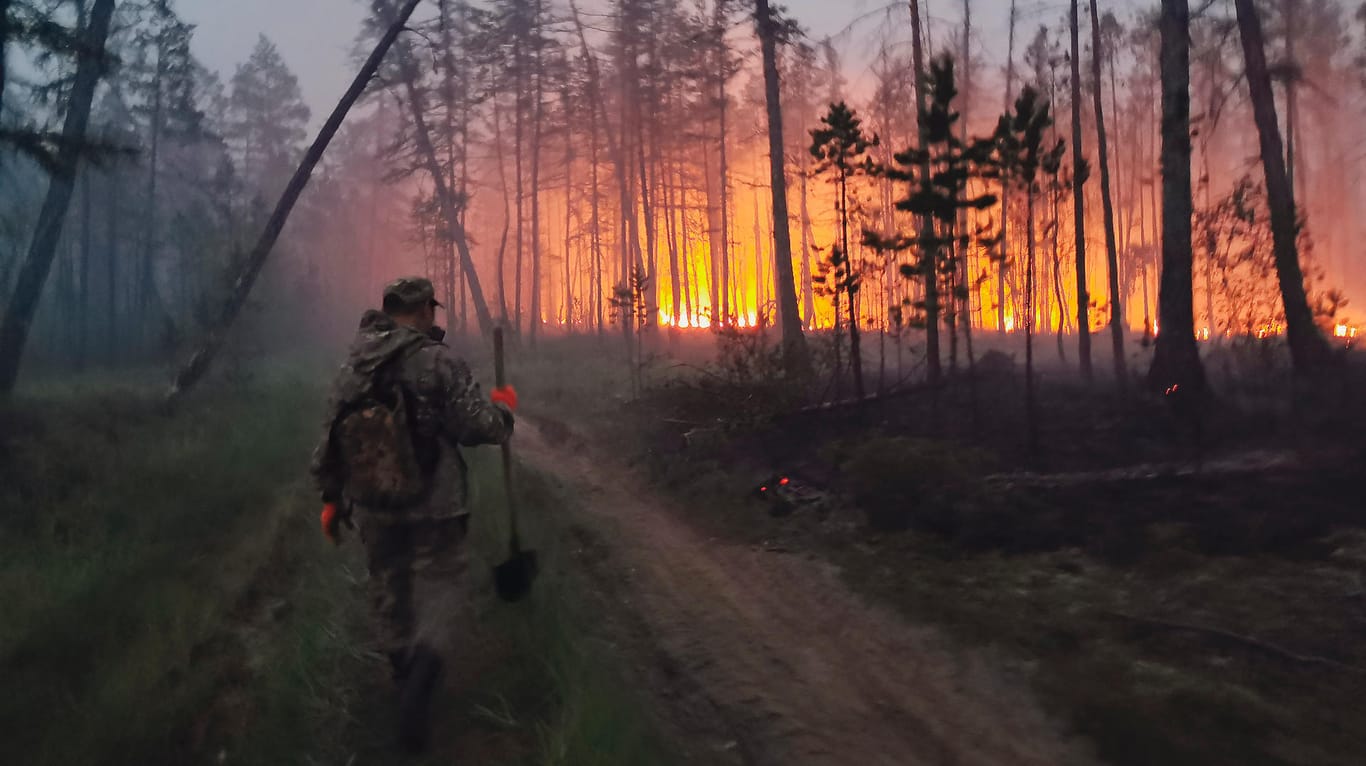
[4,333,1365,765]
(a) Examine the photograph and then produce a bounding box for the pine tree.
[872,58,999,389]
[811,101,876,399]
[225,35,310,197]
[995,85,1065,453]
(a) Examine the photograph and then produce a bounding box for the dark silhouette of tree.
[0,0,115,396]
[1090,0,1126,386]
[907,0,940,381]
[166,0,426,402]
[811,101,876,399]
[873,57,1000,391]
[1068,0,1093,381]
[0,0,122,170]
[1233,0,1334,377]
[225,35,310,196]
[755,0,809,375]
[1147,0,1208,397]
[995,85,1064,453]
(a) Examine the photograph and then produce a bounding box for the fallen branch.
[1101,610,1366,675]
[164,0,424,406]
[791,378,950,415]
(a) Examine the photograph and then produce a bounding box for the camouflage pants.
[359,515,471,667]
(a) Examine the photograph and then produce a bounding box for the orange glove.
[491,385,518,412]
[321,503,341,545]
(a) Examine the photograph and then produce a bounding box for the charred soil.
[524,342,1366,766]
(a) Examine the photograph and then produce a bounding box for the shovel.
[492,328,538,602]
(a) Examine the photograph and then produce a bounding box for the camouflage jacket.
[311,310,512,522]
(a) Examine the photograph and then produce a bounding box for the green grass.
[0,375,321,766]
[0,366,670,765]
[228,449,674,766]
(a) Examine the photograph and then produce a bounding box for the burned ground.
[524,338,1366,766]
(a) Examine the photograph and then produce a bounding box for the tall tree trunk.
[675,162,694,323]
[105,166,119,361]
[141,50,167,351]
[800,152,815,329]
[909,0,940,381]
[438,0,461,329]
[1147,0,1207,395]
[0,0,115,395]
[513,28,526,337]
[638,119,659,332]
[664,154,682,329]
[1026,186,1039,453]
[529,14,544,344]
[493,97,513,324]
[1069,0,1093,381]
[718,84,732,323]
[1090,0,1126,385]
[1232,0,1331,375]
[703,141,721,325]
[752,178,764,321]
[570,0,638,340]
[754,0,803,371]
[999,0,1017,332]
[394,44,494,335]
[960,0,978,397]
[78,169,91,371]
[563,83,575,332]
[457,2,473,334]
[1052,183,1068,358]
[1284,0,1297,207]
[0,0,11,117]
[166,0,443,401]
[712,1,733,325]
[591,95,605,335]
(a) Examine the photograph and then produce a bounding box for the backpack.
[332,346,433,509]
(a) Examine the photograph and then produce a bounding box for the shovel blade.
[494,548,539,602]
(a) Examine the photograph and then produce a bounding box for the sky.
[175,0,1094,126]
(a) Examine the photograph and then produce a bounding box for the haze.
[179,0,1036,123]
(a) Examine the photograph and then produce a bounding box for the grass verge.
[1,368,670,765]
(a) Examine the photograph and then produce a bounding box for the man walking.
[310,276,516,752]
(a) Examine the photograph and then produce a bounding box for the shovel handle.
[493,327,507,388]
[493,328,519,546]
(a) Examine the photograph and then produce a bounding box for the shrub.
[838,436,995,534]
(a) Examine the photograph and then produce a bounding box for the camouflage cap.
[382,276,443,312]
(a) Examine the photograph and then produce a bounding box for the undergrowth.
[0,365,669,765]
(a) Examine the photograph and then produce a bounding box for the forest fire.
[0,0,1360,376]
[6,2,1366,765]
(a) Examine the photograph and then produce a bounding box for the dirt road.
[518,422,1092,766]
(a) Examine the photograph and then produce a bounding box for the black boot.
[397,644,442,754]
